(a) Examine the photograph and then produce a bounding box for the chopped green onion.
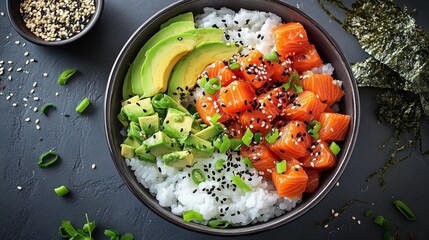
[254,132,261,143]
[229,139,243,151]
[208,219,229,229]
[283,72,302,93]
[307,120,321,139]
[218,135,231,153]
[191,168,206,184]
[364,209,374,217]
[265,128,279,144]
[76,97,91,113]
[276,160,287,174]
[393,200,416,221]
[183,210,204,222]
[263,51,280,63]
[204,78,221,95]
[329,142,341,155]
[293,82,303,93]
[54,185,69,196]
[374,215,385,227]
[241,128,254,146]
[228,61,240,70]
[58,68,77,85]
[231,175,251,192]
[38,151,59,168]
[41,103,56,116]
[104,229,119,238]
[199,77,208,88]
[210,113,221,125]
[215,159,225,171]
[242,157,253,168]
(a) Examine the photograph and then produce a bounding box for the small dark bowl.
[105,0,360,235]
[6,0,104,46]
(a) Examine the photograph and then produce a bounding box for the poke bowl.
[104,0,360,235]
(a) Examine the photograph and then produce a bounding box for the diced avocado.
[162,108,193,139]
[160,12,194,29]
[151,93,190,114]
[135,145,156,163]
[143,131,179,156]
[122,64,133,100]
[168,41,242,101]
[122,98,155,122]
[121,95,140,106]
[127,122,145,142]
[138,113,160,136]
[130,21,195,95]
[194,123,225,141]
[162,150,194,168]
[139,28,224,98]
[123,136,141,149]
[117,108,129,128]
[121,144,135,159]
[183,134,214,158]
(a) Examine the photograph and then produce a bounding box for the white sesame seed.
[324,224,329,229]
[6,95,11,100]
[55,92,59,96]
[22,43,26,47]
[8,67,13,72]
[33,82,37,87]
[29,59,35,63]
[0,12,4,16]
[30,89,35,94]
[25,118,31,122]
[16,68,23,72]
[36,125,41,130]
[334,213,339,217]
[7,61,12,64]
[35,119,40,124]
[33,107,38,112]
[357,220,361,225]
[33,97,39,101]
[12,103,17,107]
[91,164,96,169]
[17,186,22,190]
[24,52,29,56]
[43,73,48,77]
[7,75,12,81]
[24,104,27,107]
[352,216,356,220]
[15,40,20,45]
[299,33,304,38]
[23,97,28,102]
[336,181,340,187]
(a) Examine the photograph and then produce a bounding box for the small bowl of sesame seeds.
[6,0,104,46]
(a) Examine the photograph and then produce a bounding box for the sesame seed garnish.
[33,107,38,112]
[91,164,96,169]
[25,118,31,122]
[17,186,22,190]
[43,73,48,77]
[24,52,29,57]
[33,82,37,87]
[36,125,41,130]
[33,97,39,101]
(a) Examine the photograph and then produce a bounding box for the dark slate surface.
[0,0,428,239]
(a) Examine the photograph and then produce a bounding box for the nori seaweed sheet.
[343,0,429,94]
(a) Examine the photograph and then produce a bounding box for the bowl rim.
[6,0,104,46]
[104,0,360,235]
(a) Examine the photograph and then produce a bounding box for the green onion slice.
[38,151,59,167]
[242,157,254,168]
[374,215,385,226]
[54,185,69,196]
[231,175,251,192]
[208,219,229,229]
[104,229,119,238]
[218,135,231,154]
[204,78,221,95]
[215,159,225,171]
[254,132,261,143]
[210,113,221,125]
[265,128,279,144]
[263,51,280,63]
[229,139,243,152]
[76,97,91,113]
[241,128,254,146]
[329,142,341,155]
[191,169,206,184]
[41,103,56,116]
[183,210,205,222]
[307,120,322,139]
[228,61,240,70]
[282,72,303,93]
[393,200,416,221]
[276,160,287,174]
[199,77,208,88]
[58,68,77,85]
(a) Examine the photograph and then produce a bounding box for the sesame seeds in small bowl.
[6,0,104,46]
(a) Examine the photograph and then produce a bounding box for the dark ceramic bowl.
[105,0,360,235]
[6,0,104,46]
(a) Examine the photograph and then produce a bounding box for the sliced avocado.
[160,12,194,29]
[183,134,214,158]
[127,121,145,141]
[139,28,224,98]
[168,41,242,101]
[117,108,129,128]
[135,145,156,163]
[143,131,179,156]
[138,113,160,136]
[121,144,135,159]
[130,21,195,95]
[162,108,193,139]
[194,123,225,141]
[162,150,194,168]
[123,136,141,149]
[121,95,140,107]
[122,64,134,100]
[122,98,155,122]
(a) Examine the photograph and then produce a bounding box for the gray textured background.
[0,0,428,239]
